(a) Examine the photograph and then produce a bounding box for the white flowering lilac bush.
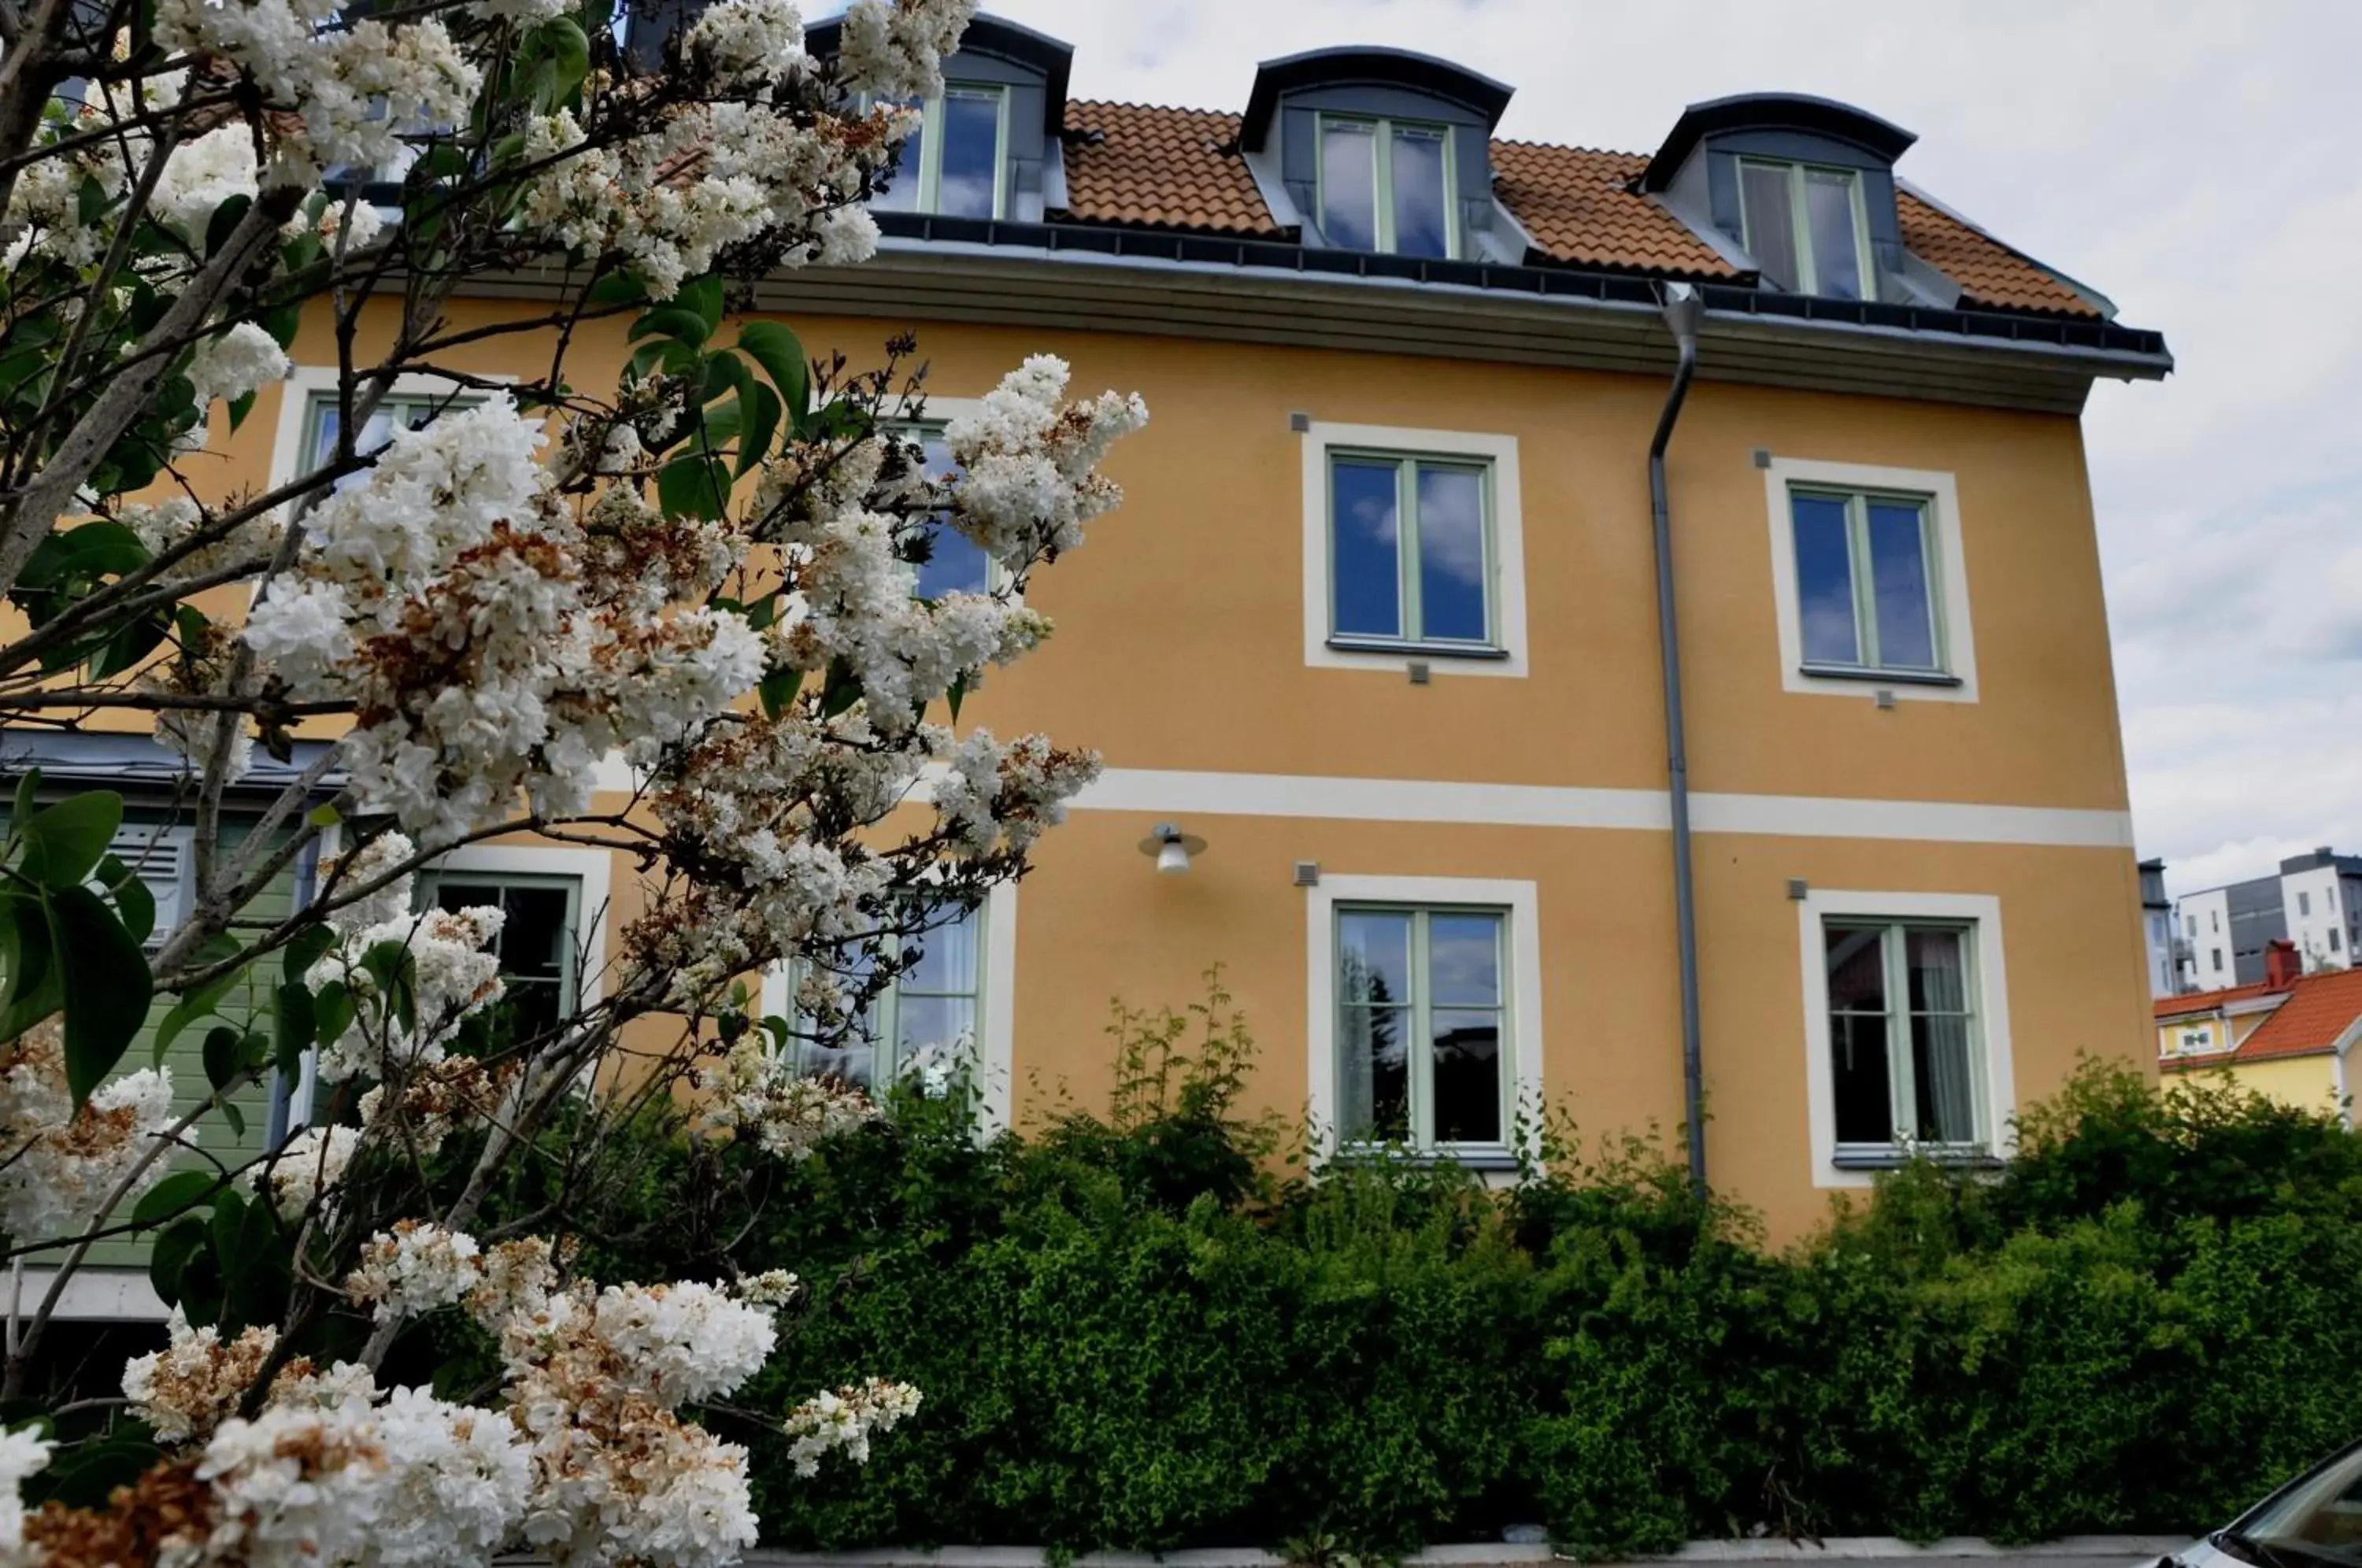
[0,0,1151,1557]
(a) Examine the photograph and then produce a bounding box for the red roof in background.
[1050,102,2103,320]
[2156,982,2275,1020]
[2234,967,2362,1063]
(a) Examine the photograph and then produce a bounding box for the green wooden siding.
[17,810,294,1271]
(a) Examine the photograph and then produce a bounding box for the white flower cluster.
[0,1022,179,1244]
[123,1309,282,1446]
[782,1378,923,1478]
[942,354,1150,565]
[246,399,766,848]
[187,322,293,409]
[837,0,971,101]
[932,727,1103,860]
[252,1123,362,1221]
[696,1037,878,1159]
[0,1424,52,1555]
[346,1220,485,1326]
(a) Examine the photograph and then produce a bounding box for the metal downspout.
[1649,283,1707,1194]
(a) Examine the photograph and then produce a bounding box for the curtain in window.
[1907,929,1976,1144]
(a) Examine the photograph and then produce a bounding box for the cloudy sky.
[979,0,2362,897]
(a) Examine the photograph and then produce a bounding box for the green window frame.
[1787,484,1947,676]
[787,898,986,1090]
[1335,903,1510,1152]
[1327,450,1498,650]
[875,83,1009,220]
[1315,113,1459,258]
[1823,919,1986,1154]
[415,869,583,1045]
[1738,158,1874,299]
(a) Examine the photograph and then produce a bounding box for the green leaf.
[676,275,724,338]
[203,194,252,261]
[132,1169,220,1227]
[587,271,649,309]
[657,454,731,521]
[530,15,590,99]
[314,978,356,1048]
[736,381,783,478]
[13,767,40,829]
[17,790,122,887]
[219,1096,244,1138]
[150,1213,208,1307]
[735,321,809,428]
[274,981,316,1078]
[48,883,154,1106]
[284,922,335,982]
[154,946,246,1062]
[630,305,710,349]
[202,1023,242,1092]
[359,938,418,1034]
[99,852,157,945]
[758,667,802,720]
[306,803,341,829]
[0,893,61,1041]
[227,389,258,431]
[946,668,970,722]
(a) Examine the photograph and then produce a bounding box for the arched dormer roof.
[802,13,1072,134]
[1638,92,1916,192]
[1240,45,1512,153]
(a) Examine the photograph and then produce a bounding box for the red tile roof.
[2155,982,2276,1020]
[1057,102,1281,238]
[1895,190,2097,318]
[1490,142,1735,280]
[2232,967,2362,1063]
[1048,102,2101,320]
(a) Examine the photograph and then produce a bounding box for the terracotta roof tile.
[1897,190,2097,319]
[1490,141,1736,279]
[2234,967,2362,1063]
[1055,102,1281,239]
[2155,982,2276,1020]
[1047,102,2102,320]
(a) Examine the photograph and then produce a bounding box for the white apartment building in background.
[2168,848,2362,992]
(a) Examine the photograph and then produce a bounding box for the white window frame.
[1305,873,1542,1164]
[1738,158,1875,299]
[1300,421,1527,678]
[1762,455,1976,703]
[888,398,1009,600]
[286,839,610,1130]
[1314,113,1460,259]
[1797,888,2015,1189]
[268,364,511,497]
[759,878,1020,1130]
[894,82,1009,220]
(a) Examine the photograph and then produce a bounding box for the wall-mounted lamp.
[1138,823,1206,875]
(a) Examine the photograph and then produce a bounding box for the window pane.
[1866,501,1937,669]
[1339,1004,1410,1141]
[1791,494,1860,664]
[897,993,977,1060]
[935,90,1000,218]
[1389,125,1451,258]
[1904,927,1967,1014]
[1427,913,1501,1007]
[1825,923,1886,1013]
[1831,1010,1894,1145]
[1415,464,1487,642]
[873,107,920,213]
[1338,910,1412,1008]
[1320,120,1378,251]
[1331,459,1402,638]
[1741,162,1800,290]
[901,904,979,995]
[1804,169,1864,299]
[907,431,990,598]
[433,880,572,1044]
[1911,1010,1977,1143]
[1431,1008,1501,1143]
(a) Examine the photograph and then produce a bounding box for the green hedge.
[567,995,2362,1558]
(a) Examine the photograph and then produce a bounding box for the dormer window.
[1739,160,1871,300]
[872,83,1009,220]
[1317,114,1457,257]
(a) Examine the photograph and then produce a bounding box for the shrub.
[570,1001,2362,1557]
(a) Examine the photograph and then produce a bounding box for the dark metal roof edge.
[1641,91,1919,191]
[1242,44,1516,149]
[864,213,2172,371]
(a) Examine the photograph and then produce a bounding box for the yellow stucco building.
[30,18,2182,1283]
[2158,945,2362,1119]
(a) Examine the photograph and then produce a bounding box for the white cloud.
[984,1,2362,891]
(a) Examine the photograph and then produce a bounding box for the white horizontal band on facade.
[586,755,2131,850]
[1076,769,2134,850]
